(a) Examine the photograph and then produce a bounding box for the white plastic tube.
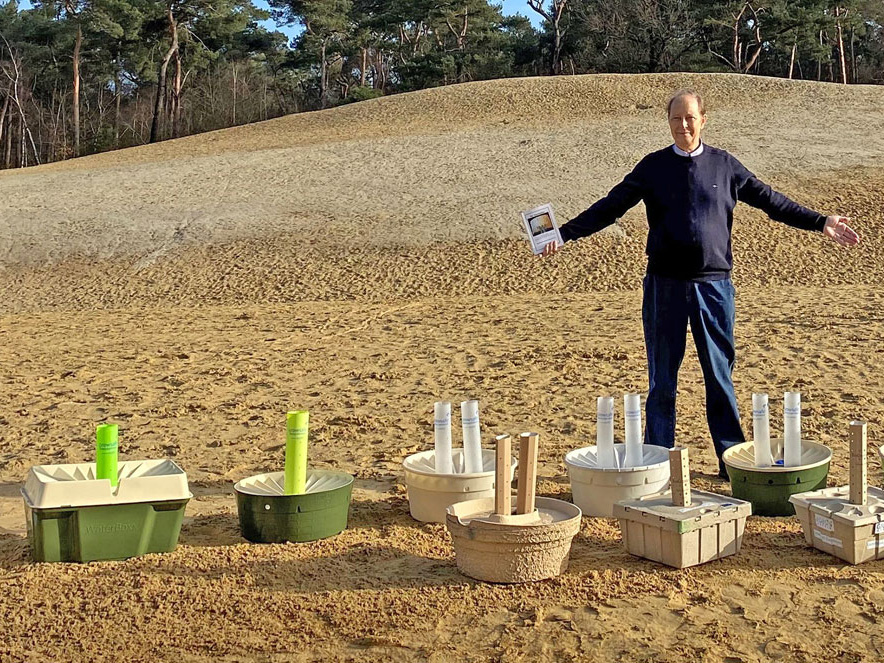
[751,393,773,468]
[596,396,615,468]
[784,392,802,467]
[433,401,454,474]
[461,400,484,474]
[624,393,643,468]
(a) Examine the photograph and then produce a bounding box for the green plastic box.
[22,459,192,562]
[235,469,353,543]
[723,439,831,516]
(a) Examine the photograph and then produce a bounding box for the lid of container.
[565,444,670,472]
[234,469,353,496]
[722,439,831,472]
[789,485,884,527]
[613,489,752,533]
[22,459,191,509]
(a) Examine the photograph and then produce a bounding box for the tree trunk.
[743,44,762,73]
[4,113,10,169]
[817,30,823,81]
[850,27,856,83]
[72,21,82,156]
[788,41,796,79]
[551,24,562,75]
[4,111,11,168]
[360,47,367,87]
[18,111,24,168]
[836,9,848,84]
[0,94,8,150]
[150,6,179,143]
[172,49,182,137]
[232,62,237,124]
[114,58,122,146]
[320,40,328,108]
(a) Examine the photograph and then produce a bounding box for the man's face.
[668,96,707,152]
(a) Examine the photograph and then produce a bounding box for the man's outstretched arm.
[736,169,860,246]
[542,166,645,257]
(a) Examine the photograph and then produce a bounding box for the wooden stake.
[669,447,691,507]
[849,421,867,506]
[494,434,512,516]
[517,432,539,514]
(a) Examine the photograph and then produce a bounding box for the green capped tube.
[285,410,309,495]
[96,424,119,487]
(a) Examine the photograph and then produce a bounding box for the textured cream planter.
[446,496,581,583]
[565,444,670,518]
[445,433,582,584]
[403,449,517,524]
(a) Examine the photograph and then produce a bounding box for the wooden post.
[494,434,512,516]
[669,447,691,507]
[517,432,539,514]
[849,421,867,506]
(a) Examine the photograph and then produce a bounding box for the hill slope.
[0,73,882,311]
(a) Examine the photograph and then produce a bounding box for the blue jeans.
[642,274,745,475]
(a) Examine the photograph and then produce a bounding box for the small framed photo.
[520,203,563,255]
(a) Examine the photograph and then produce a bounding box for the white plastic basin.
[403,448,517,523]
[564,443,671,518]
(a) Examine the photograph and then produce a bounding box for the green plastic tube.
[96,424,119,487]
[285,411,309,495]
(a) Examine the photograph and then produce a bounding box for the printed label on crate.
[813,530,842,548]
[874,522,884,535]
[814,514,835,532]
[867,539,884,550]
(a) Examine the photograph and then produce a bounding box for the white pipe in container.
[783,391,802,467]
[461,400,484,474]
[624,393,643,468]
[751,393,773,468]
[596,396,615,468]
[434,401,454,474]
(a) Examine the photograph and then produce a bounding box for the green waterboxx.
[22,459,191,563]
[723,440,831,517]
[234,469,353,543]
[26,500,189,562]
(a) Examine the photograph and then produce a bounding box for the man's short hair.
[667,89,706,117]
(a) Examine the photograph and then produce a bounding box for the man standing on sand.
[542,88,860,478]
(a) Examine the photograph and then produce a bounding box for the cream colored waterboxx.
[790,421,884,565]
[446,433,581,583]
[614,448,752,569]
[565,394,670,517]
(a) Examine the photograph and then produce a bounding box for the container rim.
[446,495,582,526]
[564,443,670,473]
[402,448,516,479]
[233,468,354,497]
[21,487,193,510]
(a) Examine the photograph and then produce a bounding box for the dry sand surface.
[0,73,883,661]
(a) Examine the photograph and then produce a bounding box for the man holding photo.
[542,88,860,478]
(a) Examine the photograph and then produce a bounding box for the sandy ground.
[0,73,883,661]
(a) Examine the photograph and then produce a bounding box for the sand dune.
[0,74,883,662]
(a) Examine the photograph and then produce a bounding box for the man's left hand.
[823,216,860,247]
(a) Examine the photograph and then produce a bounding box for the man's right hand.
[541,240,561,258]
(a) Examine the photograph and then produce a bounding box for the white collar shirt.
[672,142,704,157]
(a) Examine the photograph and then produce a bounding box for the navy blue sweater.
[559,145,827,281]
